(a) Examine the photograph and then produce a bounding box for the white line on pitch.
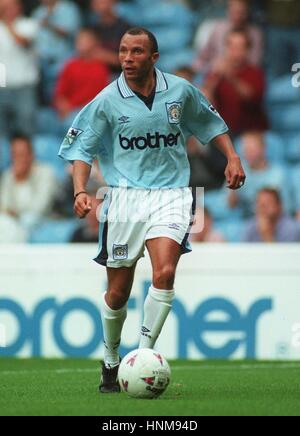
[2,363,300,375]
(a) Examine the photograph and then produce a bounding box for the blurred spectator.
[0,0,39,137]
[190,207,225,243]
[70,193,100,242]
[90,0,132,76]
[243,188,300,242]
[228,131,291,216]
[53,27,110,134]
[32,0,81,102]
[194,0,264,74]
[0,135,57,236]
[202,29,268,136]
[173,66,227,190]
[174,65,196,84]
[264,0,300,78]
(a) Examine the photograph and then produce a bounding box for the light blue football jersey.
[58,68,229,189]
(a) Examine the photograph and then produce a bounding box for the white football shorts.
[94,187,194,268]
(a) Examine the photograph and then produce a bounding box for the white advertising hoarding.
[0,244,300,360]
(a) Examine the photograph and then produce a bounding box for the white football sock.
[100,292,127,368]
[139,285,175,349]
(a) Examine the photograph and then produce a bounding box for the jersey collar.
[117,68,168,99]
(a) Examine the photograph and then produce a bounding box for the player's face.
[119,34,159,81]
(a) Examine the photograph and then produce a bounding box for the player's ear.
[152,52,160,64]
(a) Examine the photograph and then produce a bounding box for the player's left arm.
[212,133,246,190]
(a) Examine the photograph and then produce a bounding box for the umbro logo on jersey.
[118,116,130,124]
[119,132,181,150]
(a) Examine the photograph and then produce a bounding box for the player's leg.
[100,264,136,393]
[139,237,181,349]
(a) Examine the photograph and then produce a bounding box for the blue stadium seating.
[29,219,78,243]
[0,137,10,172]
[266,75,300,105]
[289,165,300,211]
[214,219,244,243]
[269,103,300,133]
[33,135,67,180]
[284,134,300,163]
[205,189,244,222]
[135,1,195,28]
[158,49,195,72]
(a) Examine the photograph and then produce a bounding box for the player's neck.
[126,70,156,98]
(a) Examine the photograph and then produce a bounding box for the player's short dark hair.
[124,27,159,54]
[257,188,282,204]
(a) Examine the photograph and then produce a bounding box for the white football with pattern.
[118,348,171,399]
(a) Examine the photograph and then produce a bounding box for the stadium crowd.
[0,0,300,243]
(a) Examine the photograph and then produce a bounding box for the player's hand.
[74,193,92,219]
[225,155,246,190]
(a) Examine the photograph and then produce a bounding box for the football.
[118,348,171,399]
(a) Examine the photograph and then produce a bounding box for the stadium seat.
[269,103,300,133]
[33,135,67,180]
[266,75,300,105]
[117,2,140,25]
[0,137,10,172]
[137,1,195,28]
[283,133,300,163]
[29,219,78,244]
[151,27,192,54]
[214,219,244,243]
[204,189,244,222]
[289,165,300,211]
[158,49,195,73]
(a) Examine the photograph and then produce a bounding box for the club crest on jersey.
[65,127,83,145]
[113,244,128,260]
[166,101,182,124]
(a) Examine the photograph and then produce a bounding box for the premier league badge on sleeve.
[166,102,182,124]
[65,127,84,145]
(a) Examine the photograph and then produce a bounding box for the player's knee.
[153,265,176,290]
[106,288,129,310]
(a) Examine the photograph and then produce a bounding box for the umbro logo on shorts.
[168,223,181,231]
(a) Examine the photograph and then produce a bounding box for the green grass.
[1,359,300,416]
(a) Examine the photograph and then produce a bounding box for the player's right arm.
[58,96,109,219]
[73,160,92,219]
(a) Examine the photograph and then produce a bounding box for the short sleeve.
[58,97,109,166]
[184,84,229,145]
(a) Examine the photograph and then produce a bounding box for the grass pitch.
[1,359,300,416]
